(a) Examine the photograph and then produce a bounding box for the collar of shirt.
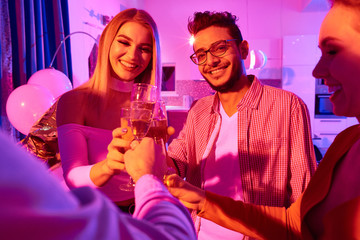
[210,75,263,114]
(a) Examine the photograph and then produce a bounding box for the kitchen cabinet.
[313,117,358,156]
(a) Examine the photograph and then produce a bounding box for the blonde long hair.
[80,8,162,98]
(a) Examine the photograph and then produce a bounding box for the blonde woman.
[57,8,161,213]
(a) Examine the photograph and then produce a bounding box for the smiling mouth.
[328,85,342,94]
[209,66,227,75]
[120,60,137,70]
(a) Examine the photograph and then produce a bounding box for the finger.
[106,151,125,163]
[130,140,140,149]
[165,174,198,199]
[167,126,176,136]
[112,127,127,137]
[132,137,155,150]
[166,181,190,201]
[106,158,126,172]
[141,137,155,144]
[164,174,184,188]
[179,200,198,210]
[113,127,134,141]
[109,138,132,150]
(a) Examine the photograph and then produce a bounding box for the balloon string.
[49,31,98,68]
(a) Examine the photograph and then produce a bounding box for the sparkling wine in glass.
[129,83,157,140]
[130,101,154,141]
[119,103,153,192]
[146,100,168,144]
[119,83,156,191]
[118,108,136,192]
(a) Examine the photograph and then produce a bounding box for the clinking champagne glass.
[119,83,157,191]
[145,100,172,180]
[118,108,136,192]
[146,100,168,145]
[131,83,157,104]
[130,83,157,140]
[130,101,153,141]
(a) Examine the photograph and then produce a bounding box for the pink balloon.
[6,85,55,135]
[27,68,72,99]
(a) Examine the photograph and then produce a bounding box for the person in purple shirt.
[0,130,196,240]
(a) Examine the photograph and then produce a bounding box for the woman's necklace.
[110,79,134,92]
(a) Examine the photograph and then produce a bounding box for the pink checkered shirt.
[168,75,317,208]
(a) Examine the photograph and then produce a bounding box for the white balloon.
[244,49,267,70]
[6,85,55,135]
[28,68,72,99]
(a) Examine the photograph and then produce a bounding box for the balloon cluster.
[6,68,72,135]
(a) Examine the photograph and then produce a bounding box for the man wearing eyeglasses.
[167,11,317,240]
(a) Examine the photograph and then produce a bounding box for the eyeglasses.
[190,39,238,65]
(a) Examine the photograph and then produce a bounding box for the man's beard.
[202,68,241,93]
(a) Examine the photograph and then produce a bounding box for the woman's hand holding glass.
[119,83,157,190]
[104,127,133,176]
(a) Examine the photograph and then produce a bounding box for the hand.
[104,127,132,175]
[124,137,167,182]
[164,174,206,211]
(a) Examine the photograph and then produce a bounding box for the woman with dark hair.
[166,0,360,238]
[56,8,162,212]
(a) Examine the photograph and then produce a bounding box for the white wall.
[68,0,329,84]
[282,34,321,133]
[68,0,145,87]
[142,0,329,81]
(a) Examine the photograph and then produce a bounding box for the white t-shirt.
[198,103,245,240]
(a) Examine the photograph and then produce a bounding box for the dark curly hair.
[329,0,360,7]
[187,11,243,41]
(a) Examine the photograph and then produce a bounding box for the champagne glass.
[119,103,153,191]
[129,83,157,140]
[146,100,174,180]
[129,101,153,141]
[118,108,136,191]
[131,83,157,104]
[119,108,132,141]
[119,83,156,191]
[146,100,168,144]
